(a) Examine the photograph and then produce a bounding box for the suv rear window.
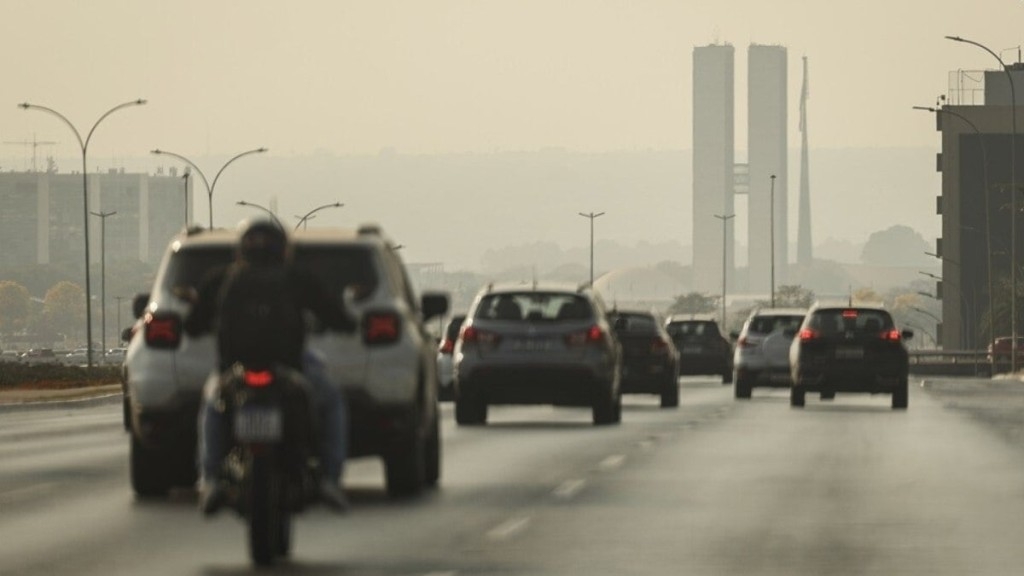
[160,246,234,294]
[667,321,720,338]
[748,315,804,335]
[475,292,592,322]
[613,313,658,333]
[807,309,895,335]
[294,245,377,297]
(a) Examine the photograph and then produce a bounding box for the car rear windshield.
[160,246,234,294]
[667,321,720,338]
[293,245,377,297]
[748,314,804,335]
[613,313,658,333]
[807,309,895,335]
[475,292,592,322]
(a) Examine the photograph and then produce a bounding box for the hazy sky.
[2,0,1022,161]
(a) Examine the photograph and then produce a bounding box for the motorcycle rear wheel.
[248,455,291,566]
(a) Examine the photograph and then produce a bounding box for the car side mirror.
[421,291,449,322]
[902,329,915,340]
[132,293,150,319]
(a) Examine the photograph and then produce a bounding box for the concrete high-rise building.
[797,56,813,266]
[0,168,191,270]
[692,43,735,294]
[747,44,788,296]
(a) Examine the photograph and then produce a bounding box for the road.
[2,377,1024,575]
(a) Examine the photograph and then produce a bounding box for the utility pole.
[714,214,735,327]
[770,174,777,307]
[90,210,116,356]
[578,211,605,288]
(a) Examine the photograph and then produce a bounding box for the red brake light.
[587,325,603,342]
[842,310,858,319]
[567,325,604,347]
[651,337,669,354]
[244,370,273,387]
[881,329,901,342]
[363,311,401,345]
[144,312,181,349]
[798,328,819,342]
[439,338,455,355]
[461,325,500,346]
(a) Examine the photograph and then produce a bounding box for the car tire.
[593,390,618,425]
[892,378,909,410]
[130,434,171,498]
[734,375,752,399]
[660,378,679,408]
[424,410,441,487]
[455,391,487,425]
[722,369,733,385]
[790,387,805,408]
[385,428,426,498]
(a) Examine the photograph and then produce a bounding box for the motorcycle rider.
[184,218,356,515]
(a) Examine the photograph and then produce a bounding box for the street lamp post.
[181,170,190,228]
[90,210,116,356]
[151,147,268,229]
[947,35,1018,371]
[19,98,147,368]
[914,104,995,366]
[295,202,344,231]
[714,213,735,327]
[578,211,605,288]
[770,174,777,307]
[236,200,284,229]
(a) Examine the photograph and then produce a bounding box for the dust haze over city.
[0,1,1018,278]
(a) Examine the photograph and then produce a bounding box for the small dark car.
[609,310,680,407]
[664,315,733,384]
[789,304,913,409]
[436,314,466,401]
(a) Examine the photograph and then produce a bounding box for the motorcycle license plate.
[234,406,283,442]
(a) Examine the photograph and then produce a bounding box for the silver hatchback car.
[453,284,622,426]
[731,307,806,399]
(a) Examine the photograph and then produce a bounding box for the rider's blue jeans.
[198,348,347,484]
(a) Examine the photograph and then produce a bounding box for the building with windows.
[0,167,191,270]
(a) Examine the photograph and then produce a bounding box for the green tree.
[0,281,31,334]
[775,285,816,308]
[667,291,718,315]
[42,281,85,341]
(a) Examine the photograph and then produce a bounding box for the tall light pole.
[770,174,777,307]
[578,211,605,288]
[236,200,284,229]
[295,202,344,231]
[714,213,735,327]
[914,105,994,362]
[90,210,116,356]
[151,147,268,229]
[947,35,1018,372]
[181,169,190,228]
[19,98,147,368]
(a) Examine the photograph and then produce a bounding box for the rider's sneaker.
[198,480,228,516]
[318,479,350,513]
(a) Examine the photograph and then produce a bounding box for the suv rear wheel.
[660,377,679,408]
[455,390,487,425]
[892,378,908,410]
[790,387,805,408]
[130,434,171,497]
[385,425,426,498]
[734,374,752,399]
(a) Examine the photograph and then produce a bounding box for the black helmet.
[238,219,289,265]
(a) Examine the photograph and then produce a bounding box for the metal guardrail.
[908,349,998,377]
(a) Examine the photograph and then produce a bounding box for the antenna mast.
[4,134,57,172]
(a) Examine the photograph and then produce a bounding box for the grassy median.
[0,363,120,389]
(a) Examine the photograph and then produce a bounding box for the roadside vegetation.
[0,363,119,389]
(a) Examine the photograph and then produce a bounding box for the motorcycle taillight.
[243,370,273,387]
[144,312,181,349]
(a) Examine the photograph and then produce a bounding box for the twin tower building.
[692,43,813,296]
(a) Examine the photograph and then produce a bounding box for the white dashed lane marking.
[598,454,626,470]
[552,478,587,499]
[487,516,531,541]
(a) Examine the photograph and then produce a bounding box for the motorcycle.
[216,362,319,566]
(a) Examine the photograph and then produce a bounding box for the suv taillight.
[651,337,670,354]
[738,336,756,348]
[144,312,182,349]
[363,311,401,345]
[438,338,455,355]
[881,329,901,342]
[461,326,500,346]
[798,328,820,342]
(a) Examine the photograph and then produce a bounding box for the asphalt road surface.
[3,377,1024,575]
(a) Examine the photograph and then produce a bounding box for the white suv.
[122,225,448,498]
[731,308,806,399]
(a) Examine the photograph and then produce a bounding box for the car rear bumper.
[794,368,906,393]
[620,360,675,393]
[678,354,730,375]
[457,366,613,406]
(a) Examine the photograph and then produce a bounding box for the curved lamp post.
[947,34,1018,371]
[714,213,735,327]
[295,202,344,231]
[236,200,284,229]
[151,147,267,229]
[914,104,995,365]
[91,210,116,357]
[19,98,147,368]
